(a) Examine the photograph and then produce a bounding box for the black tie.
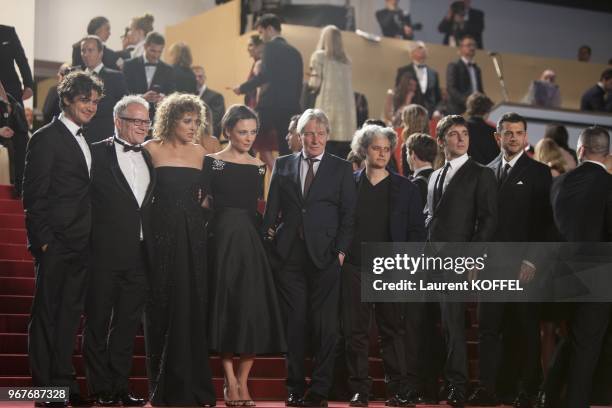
[76,128,83,136]
[114,137,143,153]
[144,62,157,67]
[303,157,319,196]
[433,162,450,208]
[499,163,511,186]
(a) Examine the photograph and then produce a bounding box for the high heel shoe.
[223,383,241,407]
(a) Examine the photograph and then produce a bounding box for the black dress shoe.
[116,392,146,406]
[467,387,499,406]
[349,392,369,407]
[446,385,466,407]
[512,392,532,408]
[534,391,550,408]
[399,390,425,404]
[68,394,95,407]
[286,392,303,407]
[298,391,328,407]
[384,393,414,407]
[95,391,118,406]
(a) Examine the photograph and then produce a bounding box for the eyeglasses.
[370,145,392,153]
[120,117,151,127]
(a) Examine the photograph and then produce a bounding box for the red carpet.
[0,184,557,407]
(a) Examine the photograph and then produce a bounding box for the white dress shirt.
[198,84,207,98]
[413,165,432,178]
[86,63,103,75]
[440,153,470,192]
[461,56,479,93]
[59,113,91,175]
[413,64,428,95]
[299,151,324,194]
[143,56,157,89]
[501,150,524,177]
[114,137,150,239]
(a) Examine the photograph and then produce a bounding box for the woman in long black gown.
[202,105,285,406]
[144,93,216,407]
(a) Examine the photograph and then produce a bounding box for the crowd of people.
[0,2,611,408]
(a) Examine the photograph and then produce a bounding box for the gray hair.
[113,95,150,119]
[579,126,610,157]
[297,108,331,135]
[351,124,398,160]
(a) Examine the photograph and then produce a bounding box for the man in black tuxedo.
[79,36,128,144]
[71,17,122,71]
[468,113,553,407]
[343,125,426,407]
[0,25,34,102]
[425,115,498,406]
[23,71,103,407]
[406,132,436,206]
[438,0,485,49]
[446,35,483,115]
[82,95,153,407]
[395,42,442,118]
[263,109,356,407]
[375,0,414,40]
[550,126,612,408]
[234,14,303,155]
[193,65,225,137]
[580,68,612,113]
[122,32,175,121]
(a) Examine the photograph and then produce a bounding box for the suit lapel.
[142,148,156,205]
[107,141,138,203]
[136,58,149,91]
[501,153,530,191]
[435,158,472,213]
[53,119,89,177]
[304,152,329,202]
[291,153,303,202]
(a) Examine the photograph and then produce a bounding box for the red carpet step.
[0,214,25,229]
[0,277,34,295]
[0,243,31,260]
[0,260,34,277]
[0,199,22,214]
[0,186,13,199]
[0,228,27,245]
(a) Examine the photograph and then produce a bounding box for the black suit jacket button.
[302,208,306,213]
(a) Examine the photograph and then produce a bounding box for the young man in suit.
[395,42,442,118]
[233,14,303,155]
[23,71,103,407]
[263,109,356,407]
[82,96,154,407]
[344,125,426,407]
[71,17,121,71]
[79,35,128,143]
[406,132,436,207]
[0,24,34,102]
[438,0,485,49]
[446,35,483,115]
[375,0,414,40]
[550,126,612,408]
[122,32,176,121]
[193,65,225,137]
[468,112,554,407]
[425,115,498,406]
[580,68,612,113]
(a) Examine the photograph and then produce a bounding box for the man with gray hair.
[264,108,356,407]
[395,41,443,118]
[550,126,612,408]
[82,95,154,406]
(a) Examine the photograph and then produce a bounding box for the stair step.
[0,228,27,245]
[0,244,31,261]
[0,199,22,214]
[0,214,25,229]
[0,296,33,314]
[0,260,34,277]
[0,185,14,200]
[0,277,34,295]
[0,314,30,333]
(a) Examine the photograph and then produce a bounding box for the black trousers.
[566,302,611,407]
[440,300,468,392]
[341,262,417,396]
[478,302,541,395]
[419,300,445,399]
[82,250,148,395]
[28,243,88,394]
[275,239,341,397]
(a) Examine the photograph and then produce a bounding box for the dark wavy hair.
[221,104,259,138]
[87,16,108,35]
[436,115,466,141]
[153,93,206,141]
[58,71,104,109]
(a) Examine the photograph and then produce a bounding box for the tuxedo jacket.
[426,157,497,242]
[42,85,61,125]
[200,87,226,137]
[72,42,121,71]
[395,63,442,116]
[467,117,499,165]
[239,36,303,113]
[90,137,156,269]
[446,59,483,115]
[122,57,176,118]
[0,25,33,100]
[411,167,434,208]
[580,84,612,113]
[22,118,92,252]
[173,65,198,94]
[354,169,426,242]
[551,162,612,242]
[82,66,128,144]
[438,8,485,48]
[263,152,357,268]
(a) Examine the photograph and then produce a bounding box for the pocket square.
[516,181,524,185]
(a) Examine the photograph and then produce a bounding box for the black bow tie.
[144,62,157,67]
[415,64,426,69]
[76,128,83,136]
[114,137,143,152]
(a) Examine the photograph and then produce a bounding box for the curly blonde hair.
[153,93,207,142]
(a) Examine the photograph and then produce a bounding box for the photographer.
[438,0,485,49]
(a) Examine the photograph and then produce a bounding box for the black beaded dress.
[145,163,216,406]
[202,156,286,354]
